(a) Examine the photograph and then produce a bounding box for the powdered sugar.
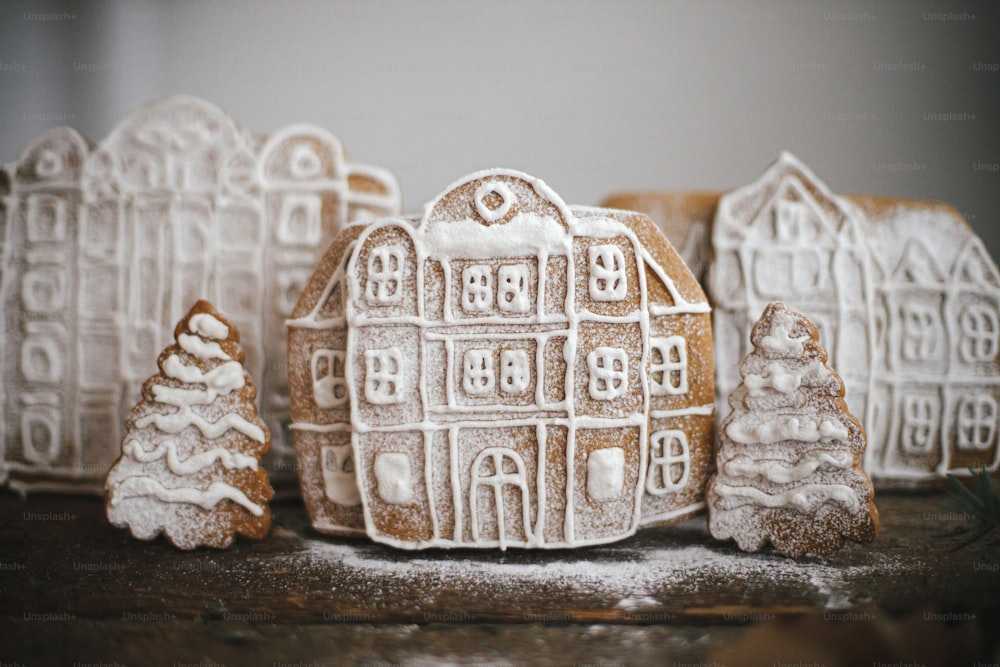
[291,526,912,611]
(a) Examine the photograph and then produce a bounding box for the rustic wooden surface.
[1,491,997,666]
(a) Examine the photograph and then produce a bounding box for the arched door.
[469,447,532,549]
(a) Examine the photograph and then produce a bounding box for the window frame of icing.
[646,429,691,496]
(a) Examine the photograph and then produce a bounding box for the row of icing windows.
[901,302,999,363]
[367,429,692,510]
[364,244,632,311]
[310,336,689,408]
[902,393,999,453]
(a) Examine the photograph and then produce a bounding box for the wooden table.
[1,491,997,666]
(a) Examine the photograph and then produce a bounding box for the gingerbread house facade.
[288,170,714,548]
[0,96,400,494]
[707,153,1000,484]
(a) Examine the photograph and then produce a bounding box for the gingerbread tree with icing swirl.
[105,301,273,549]
[707,302,878,557]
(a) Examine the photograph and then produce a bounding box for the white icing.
[187,313,229,340]
[497,264,531,314]
[419,212,569,260]
[461,265,494,313]
[135,409,267,443]
[178,333,231,361]
[111,476,264,516]
[366,246,405,306]
[587,347,628,401]
[758,309,810,357]
[374,452,413,504]
[588,244,627,301]
[649,336,688,396]
[499,349,530,394]
[712,483,861,514]
[322,444,362,506]
[726,416,848,445]
[123,439,258,475]
[646,430,690,495]
[462,349,495,395]
[474,180,514,223]
[364,347,404,405]
[163,355,245,397]
[723,451,854,484]
[587,447,625,502]
[743,360,816,395]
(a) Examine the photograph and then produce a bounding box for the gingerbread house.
[706,153,1000,484]
[288,169,714,548]
[0,95,400,494]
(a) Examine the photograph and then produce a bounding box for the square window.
[588,245,627,301]
[461,265,493,313]
[312,349,348,408]
[463,349,495,395]
[587,347,628,400]
[650,336,688,396]
[365,347,404,405]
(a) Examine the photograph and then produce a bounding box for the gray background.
[1,0,997,259]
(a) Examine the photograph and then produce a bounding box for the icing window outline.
[462,265,493,313]
[497,263,531,314]
[588,245,627,302]
[957,394,997,451]
[650,336,688,396]
[311,348,348,408]
[366,245,406,306]
[499,349,531,395]
[364,347,404,405]
[463,349,496,396]
[321,444,361,506]
[646,430,690,496]
[901,302,939,362]
[276,192,322,245]
[959,304,999,362]
[901,394,937,454]
[587,347,628,401]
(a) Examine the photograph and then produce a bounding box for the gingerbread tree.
[106,301,273,549]
[706,302,879,557]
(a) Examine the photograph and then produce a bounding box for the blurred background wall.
[1,0,997,257]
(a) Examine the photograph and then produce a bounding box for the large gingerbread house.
[0,96,400,494]
[288,170,714,548]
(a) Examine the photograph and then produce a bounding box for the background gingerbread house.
[288,170,714,547]
[707,154,1000,484]
[0,95,400,494]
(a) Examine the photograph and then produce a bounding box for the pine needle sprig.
[943,466,1000,550]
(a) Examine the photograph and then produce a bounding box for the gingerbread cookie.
[106,301,273,550]
[287,169,715,547]
[708,151,1000,486]
[707,302,879,558]
[0,95,400,495]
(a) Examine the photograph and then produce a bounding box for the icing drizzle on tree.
[105,300,273,550]
[706,302,879,558]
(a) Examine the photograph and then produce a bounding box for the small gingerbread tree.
[106,300,273,549]
[706,302,879,557]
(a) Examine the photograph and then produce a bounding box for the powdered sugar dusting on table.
[290,527,914,611]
